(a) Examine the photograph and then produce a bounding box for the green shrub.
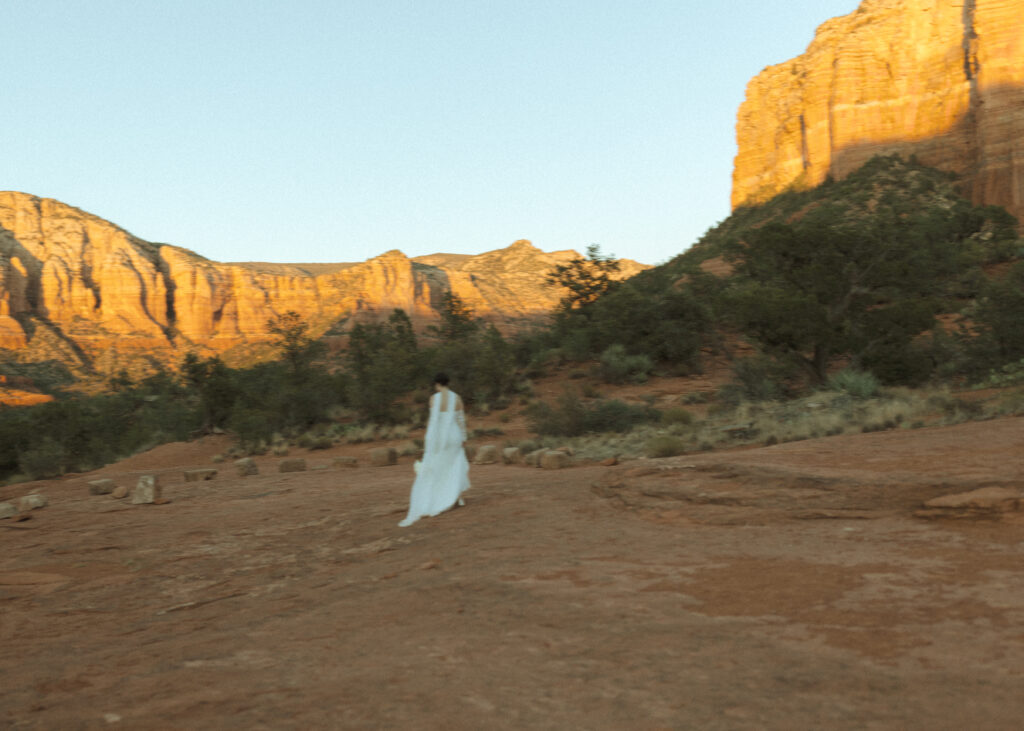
[598,344,653,384]
[728,356,790,402]
[17,438,67,480]
[229,407,276,452]
[526,390,659,437]
[829,369,880,400]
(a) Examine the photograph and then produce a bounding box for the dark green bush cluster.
[652,155,1023,392]
[0,371,200,481]
[598,344,653,384]
[513,248,712,377]
[526,389,659,437]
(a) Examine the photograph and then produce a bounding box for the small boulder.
[132,476,161,505]
[600,456,619,467]
[554,445,575,456]
[502,447,522,465]
[332,456,358,468]
[18,493,48,512]
[369,447,397,467]
[525,448,548,467]
[88,479,116,495]
[540,450,572,470]
[0,502,18,519]
[184,468,218,483]
[279,458,307,473]
[474,444,499,465]
[111,485,130,499]
[235,458,259,477]
[464,444,477,462]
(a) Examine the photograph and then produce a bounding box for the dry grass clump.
[520,379,1021,463]
[645,435,687,458]
[345,424,378,444]
[985,387,1024,417]
[387,424,411,440]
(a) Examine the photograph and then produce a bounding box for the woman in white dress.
[398,373,470,527]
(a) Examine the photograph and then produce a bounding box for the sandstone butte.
[0,191,647,377]
[732,0,1024,225]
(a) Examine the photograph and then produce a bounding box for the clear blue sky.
[4,0,858,265]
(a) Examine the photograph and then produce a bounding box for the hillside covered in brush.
[523,156,1023,390]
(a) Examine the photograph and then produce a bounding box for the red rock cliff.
[732,0,1024,222]
[0,192,646,375]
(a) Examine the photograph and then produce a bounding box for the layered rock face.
[732,0,1024,223]
[0,192,646,375]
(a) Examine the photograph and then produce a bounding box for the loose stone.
[88,479,116,495]
[278,458,307,473]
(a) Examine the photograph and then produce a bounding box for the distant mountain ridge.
[0,191,647,378]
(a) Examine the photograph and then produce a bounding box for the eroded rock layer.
[732,0,1024,223]
[0,192,646,375]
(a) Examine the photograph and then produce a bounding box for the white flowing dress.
[398,389,470,527]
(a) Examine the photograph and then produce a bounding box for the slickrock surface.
[1,418,1022,728]
[732,0,1024,223]
[0,192,646,374]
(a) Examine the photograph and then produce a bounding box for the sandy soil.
[2,417,1023,730]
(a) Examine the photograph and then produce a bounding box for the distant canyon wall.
[732,0,1024,223]
[0,192,646,374]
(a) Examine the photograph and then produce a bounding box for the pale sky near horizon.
[4,1,858,266]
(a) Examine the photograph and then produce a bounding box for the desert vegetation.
[2,156,1023,484]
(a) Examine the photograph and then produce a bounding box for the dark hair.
[433,372,450,386]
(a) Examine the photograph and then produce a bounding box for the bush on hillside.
[828,369,881,400]
[598,344,653,384]
[526,390,659,437]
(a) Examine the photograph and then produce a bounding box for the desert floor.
[2,416,1023,730]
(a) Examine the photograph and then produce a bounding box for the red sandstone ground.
[2,414,1023,730]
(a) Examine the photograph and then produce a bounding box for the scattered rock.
[235,458,259,477]
[600,456,619,467]
[131,476,161,505]
[88,479,116,495]
[18,494,48,512]
[184,469,218,483]
[525,448,547,467]
[111,486,130,500]
[333,456,358,468]
[464,444,477,462]
[279,458,307,473]
[916,487,1023,519]
[502,447,522,465]
[369,447,397,467]
[474,444,499,465]
[152,497,173,506]
[540,451,572,470]
[554,445,575,456]
[0,502,17,519]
